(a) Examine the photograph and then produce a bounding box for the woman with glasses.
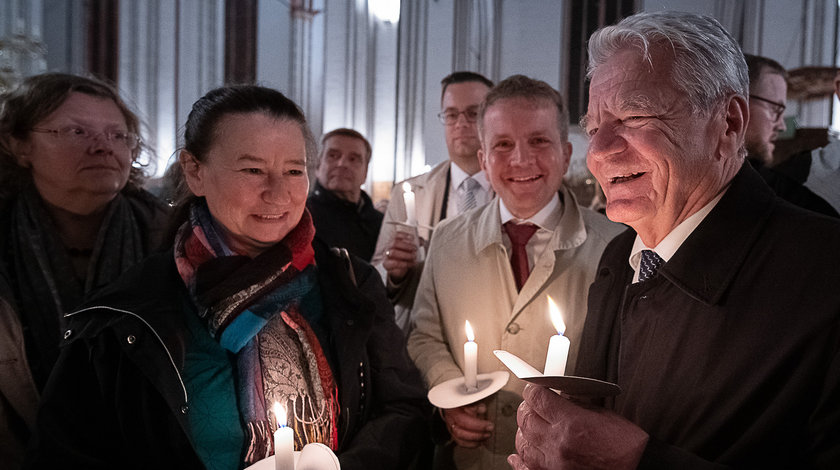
[0,73,168,467]
[26,85,429,469]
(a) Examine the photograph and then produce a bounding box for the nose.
[509,142,533,166]
[454,112,471,127]
[775,114,787,133]
[262,174,290,203]
[586,124,626,162]
[88,131,115,153]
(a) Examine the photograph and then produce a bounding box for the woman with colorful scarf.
[0,73,169,468]
[27,85,430,469]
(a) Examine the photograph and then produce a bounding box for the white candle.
[464,320,478,392]
[402,182,416,226]
[543,296,569,376]
[273,402,295,470]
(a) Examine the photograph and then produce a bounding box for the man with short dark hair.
[743,54,836,216]
[372,72,495,331]
[511,11,840,470]
[408,75,620,470]
[307,128,382,261]
[744,53,788,166]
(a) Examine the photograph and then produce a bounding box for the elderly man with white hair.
[511,11,840,470]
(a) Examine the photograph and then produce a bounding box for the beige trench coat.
[407,188,622,469]
[372,160,453,332]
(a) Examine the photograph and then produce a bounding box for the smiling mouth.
[254,214,285,221]
[509,175,542,183]
[609,172,646,184]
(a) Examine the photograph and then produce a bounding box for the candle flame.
[465,320,475,342]
[402,181,413,193]
[547,296,566,335]
[272,402,287,428]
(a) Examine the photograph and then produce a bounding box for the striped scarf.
[174,201,339,464]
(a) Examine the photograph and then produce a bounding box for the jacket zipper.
[64,306,189,405]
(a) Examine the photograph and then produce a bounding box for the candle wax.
[274,425,294,470]
[403,184,416,225]
[543,334,569,376]
[464,340,478,391]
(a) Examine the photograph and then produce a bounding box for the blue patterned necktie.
[639,250,664,282]
[457,177,480,213]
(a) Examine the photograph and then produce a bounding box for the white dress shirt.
[447,162,492,217]
[500,192,563,273]
[629,189,726,283]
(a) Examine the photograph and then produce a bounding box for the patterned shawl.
[174,201,339,464]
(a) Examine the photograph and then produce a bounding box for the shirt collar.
[629,189,727,273]
[450,161,491,192]
[499,192,562,230]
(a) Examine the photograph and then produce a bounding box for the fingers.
[383,233,419,281]
[522,383,572,423]
[507,453,531,470]
[443,405,494,448]
[515,397,551,449]
[515,428,546,470]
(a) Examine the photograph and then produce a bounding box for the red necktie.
[504,222,538,291]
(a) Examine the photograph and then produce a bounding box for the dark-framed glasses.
[31,125,140,150]
[749,95,786,122]
[437,107,479,125]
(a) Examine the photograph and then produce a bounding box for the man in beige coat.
[407,75,621,469]
[372,72,494,331]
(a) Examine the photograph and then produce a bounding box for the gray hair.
[587,11,748,114]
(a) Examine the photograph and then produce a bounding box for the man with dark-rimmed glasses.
[744,54,837,216]
[372,72,495,332]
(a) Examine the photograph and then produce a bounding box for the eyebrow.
[579,94,659,131]
[236,154,266,164]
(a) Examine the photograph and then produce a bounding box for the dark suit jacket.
[577,163,840,469]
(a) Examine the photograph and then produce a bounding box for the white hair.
[587,11,748,115]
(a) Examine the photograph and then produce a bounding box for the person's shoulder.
[85,251,181,310]
[433,203,486,239]
[399,161,449,188]
[125,187,171,216]
[66,252,185,341]
[579,206,624,243]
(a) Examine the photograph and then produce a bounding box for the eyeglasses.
[437,108,479,125]
[31,125,140,150]
[749,95,786,122]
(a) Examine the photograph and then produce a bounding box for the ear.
[478,147,488,173]
[559,141,573,176]
[718,94,748,160]
[179,150,206,197]
[10,137,32,168]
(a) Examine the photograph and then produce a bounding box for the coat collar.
[658,162,777,305]
[473,185,589,256]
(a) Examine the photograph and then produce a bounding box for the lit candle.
[402,182,416,226]
[543,296,569,376]
[273,402,294,470]
[464,320,478,392]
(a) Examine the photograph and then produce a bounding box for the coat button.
[346,319,355,326]
[126,335,136,344]
[63,329,72,339]
[501,403,515,416]
[180,405,189,414]
[506,323,520,334]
